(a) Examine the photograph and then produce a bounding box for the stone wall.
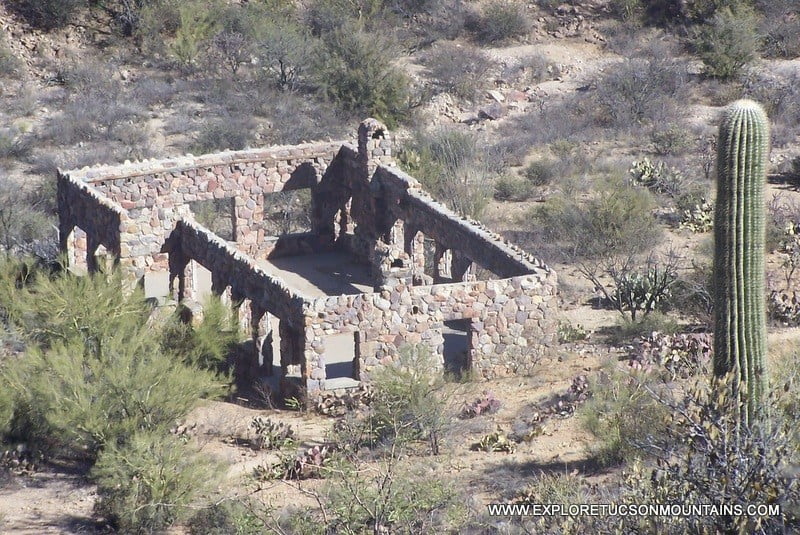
[57,172,126,270]
[63,142,343,279]
[304,270,558,391]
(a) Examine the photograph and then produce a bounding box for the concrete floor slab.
[257,251,374,298]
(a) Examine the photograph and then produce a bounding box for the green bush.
[192,116,255,154]
[523,159,558,186]
[610,0,645,22]
[423,42,493,101]
[0,270,225,456]
[368,345,451,454]
[12,0,87,30]
[399,129,494,218]
[691,7,760,79]
[187,501,265,535]
[313,24,412,127]
[255,20,317,91]
[305,0,385,35]
[493,176,534,202]
[466,1,529,45]
[160,295,239,370]
[0,40,21,77]
[3,334,224,457]
[170,1,218,69]
[313,458,468,534]
[609,382,800,534]
[532,178,661,261]
[580,367,669,466]
[93,431,221,533]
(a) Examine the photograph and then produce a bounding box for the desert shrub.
[757,0,800,58]
[254,20,317,92]
[0,271,225,457]
[160,295,239,370]
[638,0,750,25]
[650,123,693,155]
[738,72,800,148]
[523,158,558,186]
[0,40,21,78]
[609,0,645,22]
[593,51,689,127]
[188,501,264,535]
[0,126,31,162]
[192,116,255,154]
[501,53,552,86]
[170,1,218,69]
[330,345,452,456]
[399,129,495,218]
[690,7,759,80]
[465,1,529,45]
[287,456,470,534]
[0,181,52,252]
[366,345,452,455]
[493,176,534,202]
[11,0,87,29]
[422,42,493,101]
[611,312,680,344]
[3,334,223,457]
[305,0,385,35]
[580,367,669,466]
[46,77,145,145]
[531,178,661,261]
[313,24,413,127]
[93,431,221,534]
[609,381,800,534]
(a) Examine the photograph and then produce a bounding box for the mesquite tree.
[712,99,770,424]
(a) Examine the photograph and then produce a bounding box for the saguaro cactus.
[713,99,769,423]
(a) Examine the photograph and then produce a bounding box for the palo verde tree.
[712,99,770,424]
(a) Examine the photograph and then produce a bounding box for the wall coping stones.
[61,140,346,184]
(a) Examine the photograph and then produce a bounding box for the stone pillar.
[434,243,452,284]
[250,303,272,376]
[451,251,475,282]
[86,234,100,274]
[358,118,391,179]
[168,247,190,302]
[279,319,304,372]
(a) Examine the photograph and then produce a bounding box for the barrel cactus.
[712,99,770,423]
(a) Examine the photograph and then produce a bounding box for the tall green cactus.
[713,99,769,424]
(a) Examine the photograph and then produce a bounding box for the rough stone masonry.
[57,119,558,401]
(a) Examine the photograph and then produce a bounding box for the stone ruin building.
[56,119,558,400]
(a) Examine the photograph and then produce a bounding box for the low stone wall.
[174,219,306,323]
[303,269,558,391]
[374,165,545,278]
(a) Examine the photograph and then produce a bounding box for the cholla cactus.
[712,99,770,424]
